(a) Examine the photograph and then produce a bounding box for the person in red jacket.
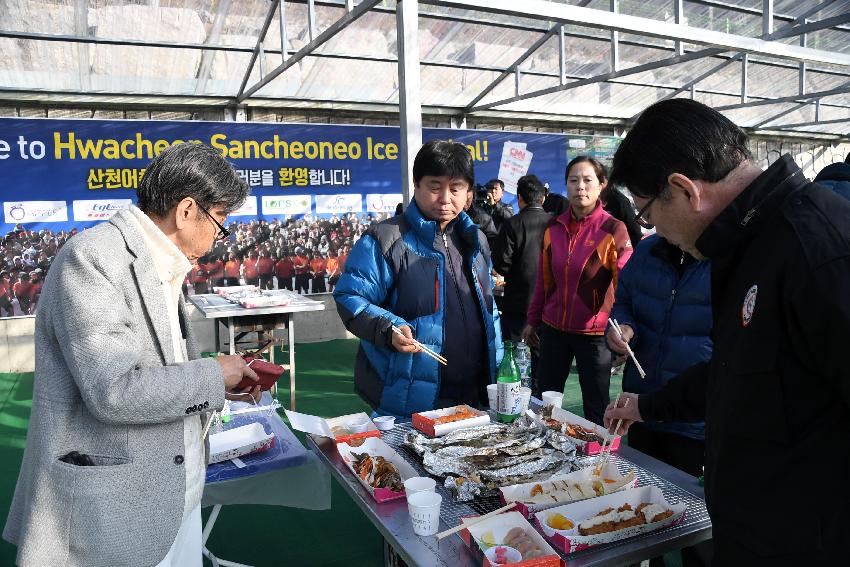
[257,249,275,290]
[293,248,310,294]
[13,272,34,315]
[310,251,327,293]
[223,252,241,286]
[203,253,225,290]
[188,259,209,295]
[274,252,294,291]
[242,250,260,286]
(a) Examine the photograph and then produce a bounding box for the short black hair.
[137,143,250,217]
[487,179,504,190]
[516,174,546,206]
[610,99,752,198]
[412,140,474,188]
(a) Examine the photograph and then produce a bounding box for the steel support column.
[396,0,423,206]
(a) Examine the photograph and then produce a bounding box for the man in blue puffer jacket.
[334,140,502,418]
[606,234,711,566]
[606,233,712,472]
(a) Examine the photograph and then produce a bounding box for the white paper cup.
[407,491,442,536]
[404,476,437,497]
[542,390,564,409]
[519,387,532,413]
[487,384,498,411]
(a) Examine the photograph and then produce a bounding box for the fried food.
[432,405,482,425]
[577,501,673,536]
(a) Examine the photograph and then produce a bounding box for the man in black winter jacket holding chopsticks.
[604,99,850,566]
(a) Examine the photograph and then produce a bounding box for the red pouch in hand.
[236,356,285,391]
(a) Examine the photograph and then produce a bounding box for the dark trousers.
[500,310,526,342]
[628,424,712,567]
[222,276,239,287]
[295,273,310,294]
[312,276,327,293]
[259,275,274,290]
[536,324,611,425]
[278,276,293,290]
[192,282,209,295]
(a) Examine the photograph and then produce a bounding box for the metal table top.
[187,291,325,319]
[306,420,711,567]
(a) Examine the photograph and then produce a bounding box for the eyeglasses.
[197,202,230,242]
[634,195,658,230]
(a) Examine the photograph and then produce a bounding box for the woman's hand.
[521,324,540,348]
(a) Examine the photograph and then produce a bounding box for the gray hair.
[137,143,249,217]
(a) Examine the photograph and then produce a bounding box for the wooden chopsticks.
[435,501,517,540]
[611,318,646,379]
[594,395,629,476]
[392,326,447,365]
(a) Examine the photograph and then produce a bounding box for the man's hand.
[521,324,540,348]
[606,323,634,355]
[391,325,419,353]
[603,392,642,435]
[218,355,262,404]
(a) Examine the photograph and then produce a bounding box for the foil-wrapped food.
[405,416,578,501]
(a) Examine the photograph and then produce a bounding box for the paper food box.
[412,404,491,437]
[499,462,637,518]
[208,422,275,464]
[458,510,564,567]
[337,437,419,503]
[213,285,259,296]
[536,407,619,456]
[534,485,686,555]
[284,409,381,444]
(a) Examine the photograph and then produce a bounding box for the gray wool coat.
[3,209,226,566]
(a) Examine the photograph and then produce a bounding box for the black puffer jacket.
[639,155,850,564]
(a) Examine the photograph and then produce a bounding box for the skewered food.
[577,502,674,535]
[432,405,483,425]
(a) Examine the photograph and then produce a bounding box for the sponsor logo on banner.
[230,196,258,217]
[366,194,403,213]
[262,195,311,215]
[72,199,133,221]
[4,201,68,224]
[316,194,363,214]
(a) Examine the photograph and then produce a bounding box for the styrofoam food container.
[484,545,522,565]
[347,418,369,433]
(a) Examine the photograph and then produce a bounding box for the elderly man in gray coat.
[3,144,261,567]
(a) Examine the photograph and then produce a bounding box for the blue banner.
[0,118,578,233]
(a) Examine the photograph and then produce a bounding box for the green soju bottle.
[496,341,521,423]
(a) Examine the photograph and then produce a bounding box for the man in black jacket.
[493,174,552,342]
[483,179,515,231]
[464,189,499,248]
[605,99,850,566]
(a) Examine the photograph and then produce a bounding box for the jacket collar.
[814,162,850,184]
[554,199,604,230]
[696,154,807,259]
[405,199,479,252]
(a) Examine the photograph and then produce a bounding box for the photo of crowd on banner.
[0,210,393,317]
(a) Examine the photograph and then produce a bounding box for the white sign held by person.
[4,201,69,224]
[262,195,311,216]
[366,194,404,214]
[497,142,534,195]
[72,199,132,221]
[230,196,258,217]
[316,194,363,214]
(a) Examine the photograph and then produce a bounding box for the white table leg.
[202,504,255,567]
[288,314,296,410]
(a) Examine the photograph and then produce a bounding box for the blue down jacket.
[333,200,501,418]
[609,234,712,440]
